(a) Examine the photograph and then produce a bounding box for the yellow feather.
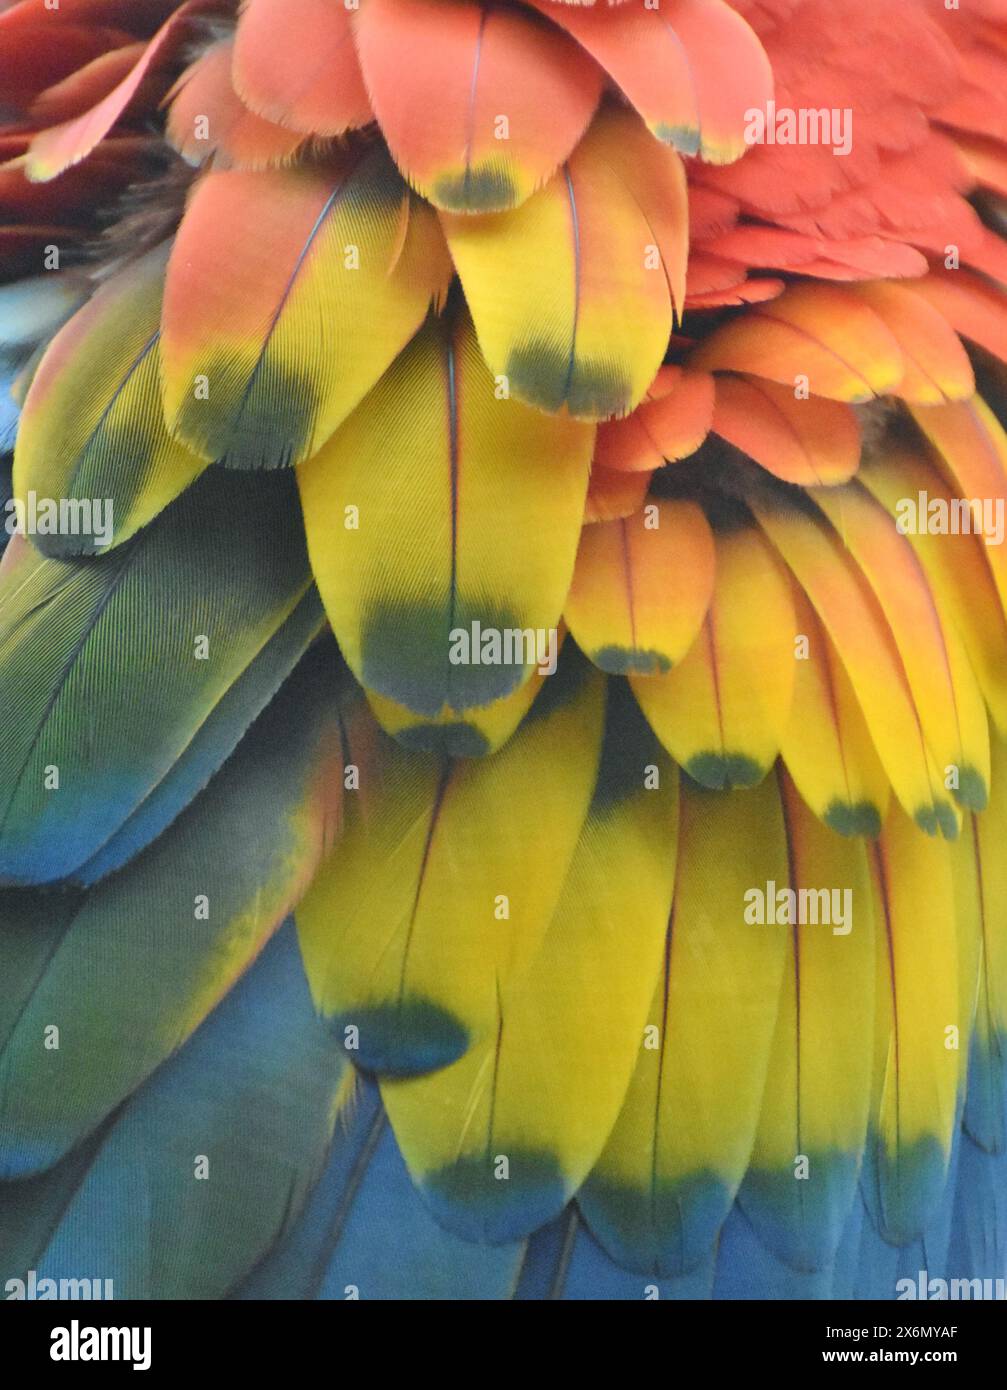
[782,588,890,836]
[740,772,877,1270]
[579,772,789,1276]
[865,803,960,1242]
[298,313,592,728]
[631,524,795,788]
[441,106,687,421]
[380,684,678,1241]
[297,657,606,1077]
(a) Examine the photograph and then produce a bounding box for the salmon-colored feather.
[232,0,373,136]
[166,39,304,170]
[700,227,929,282]
[658,0,774,164]
[0,20,126,111]
[594,367,713,473]
[685,277,786,309]
[354,0,603,212]
[528,0,700,154]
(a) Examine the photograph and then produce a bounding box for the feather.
[948,811,985,1109]
[354,0,603,213]
[578,772,789,1276]
[25,2,205,181]
[363,664,546,760]
[28,41,147,124]
[517,1208,715,1300]
[738,770,877,1272]
[0,0,177,29]
[0,140,152,221]
[72,589,326,886]
[527,0,700,155]
[0,1126,103,1291]
[862,803,960,1245]
[946,1136,1007,1285]
[812,481,989,811]
[584,465,651,523]
[654,0,773,164]
[165,38,305,170]
[0,647,344,1181]
[685,275,786,309]
[27,923,348,1298]
[0,19,128,115]
[849,281,974,405]
[298,312,592,718]
[711,375,861,486]
[905,269,1007,365]
[13,243,206,555]
[0,469,313,884]
[441,105,688,420]
[292,1088,526,1300]
[908,400,1007,619]
[948,130,1007,199]
[564,498,715,675]
[238,1077,526,1300]
[692,284,905,403]
[713,1206,832,1300]
[536,0,772,164]
[297,650,604,1078]
[631,524,796,789]
[593,367,714,473]
[380,683,678,1242]
[966,728,1007,1153]
[781,588,889,837]
[859,443,1007,737]
[232,0,373,137]
[0,273,86,354]
[752,496,960,839]
[699,227,929,281]
[160,149,452,469]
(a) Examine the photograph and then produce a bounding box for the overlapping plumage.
[1,0,1006,1302]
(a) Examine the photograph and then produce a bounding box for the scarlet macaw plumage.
[1,0,1006,1301]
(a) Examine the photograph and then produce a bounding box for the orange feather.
[594,367,714,473]
[711,375,861,486]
